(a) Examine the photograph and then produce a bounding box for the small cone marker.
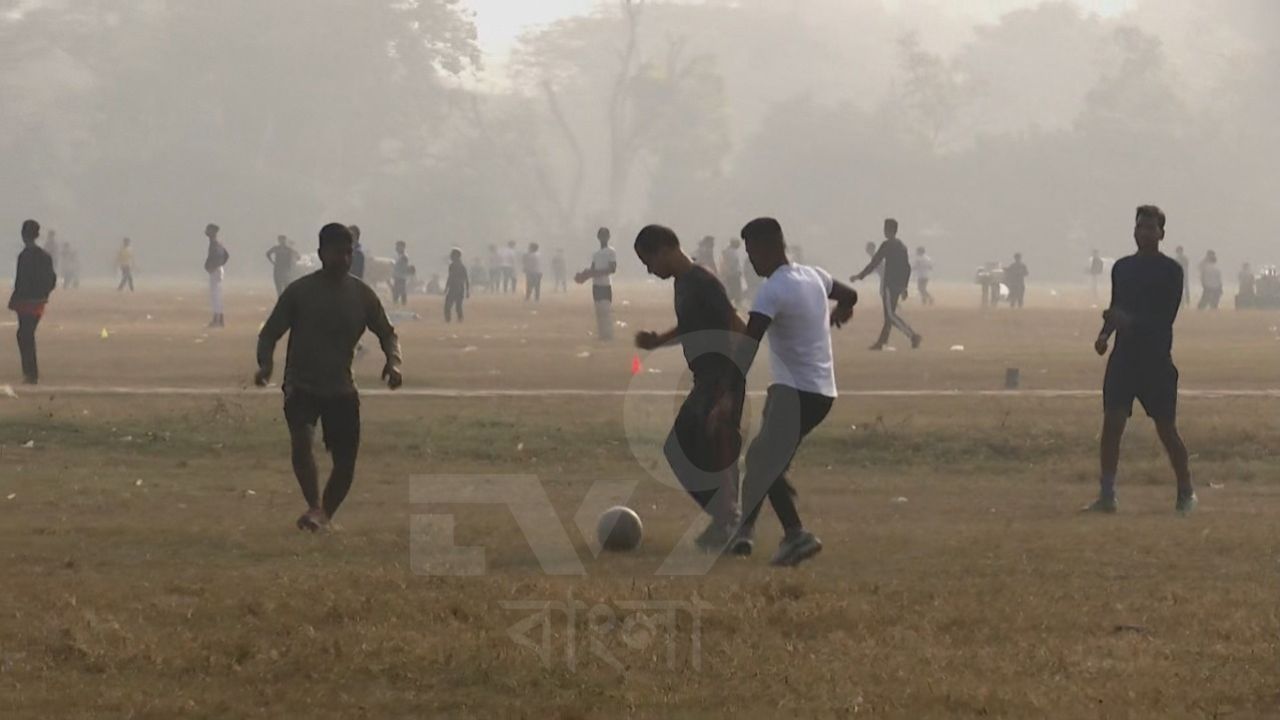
[100,328,110,339]
[631,354,643,376]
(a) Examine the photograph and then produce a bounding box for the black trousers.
[742,385,834,532]
[444,292,464,322]
[118,267,135,292]
[876,284,917,346]
[525,272,542,301]
[16,313,41,382]
[664,377,744,523]
[392,278,408,306]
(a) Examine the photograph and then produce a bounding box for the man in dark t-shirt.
[633,224,745,552]
[1004,253,1029,309]
[1085,205,1195,516]
[853,218,921,350]
[266,235,298,296]
[256,223,403,532]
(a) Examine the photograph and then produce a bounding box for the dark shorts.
[1103,357,1178,420]
[284,389,361,453]
[592,285,613,303]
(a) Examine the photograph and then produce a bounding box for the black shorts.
[665,377,744,488]
[592,285,613,303]
[1103,357,1178,420]
[284,389,361,453]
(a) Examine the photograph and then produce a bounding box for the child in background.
[445,248,470,323]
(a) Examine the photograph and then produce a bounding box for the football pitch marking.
[12,385,1280,399]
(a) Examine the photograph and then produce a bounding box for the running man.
[576,227,617,341]
[853,218,921,350]
[633,225,745,549]
[1004,253,1029,309]
[204,223,229,328]
[731,217,858,566]
[913,246,935,306]
[444,247,469,322]
[255,223,403,531]
[9,220,56,385]
[266,235,298,296]
[1086,205,1195,515]
[117,237,136,292]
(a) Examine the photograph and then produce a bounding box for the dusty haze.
[1,0,1276,283]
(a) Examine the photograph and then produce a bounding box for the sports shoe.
[770,530,823,567]
[1175,492,1198,517]
[694,520,734,553]
[911,334,923,349]
[1080,495,1118,514]
[868,342,886,351]
[728,524,755,557]
[296,508,329,532]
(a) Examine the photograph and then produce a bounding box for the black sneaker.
[1080,495,1118,514]
[1175,492,1198,517]
[728,524,755,557]
[770,530,823,567]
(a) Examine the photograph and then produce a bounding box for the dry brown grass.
[0,287,1277,718]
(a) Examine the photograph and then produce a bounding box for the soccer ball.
[597,506,643,552]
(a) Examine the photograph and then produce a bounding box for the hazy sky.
[463,0,1136,55]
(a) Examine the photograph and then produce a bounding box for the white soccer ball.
[597,506,643,552]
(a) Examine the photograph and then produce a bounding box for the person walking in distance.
[486,244,502,294]
[721,238,745,306]
[266,235,298,297]
[853,218,922,350]
[913,246,935,306]
[204,223,229,328]
[1004,253,1029,309]
[1197,250,1222,310]
[695,236,719,275]
[1085,205,1195,516]
[44,230,60,275]
[523,242,543,302]
[255,223,403,532]
[1174,245,1191,307]
[9,220,56,385]
[61,244,80,289]
[576,227,618,341]
[500,241,518,294]
[117,237,136,292]
[348,225,365,281]
[1089,249,1106,300]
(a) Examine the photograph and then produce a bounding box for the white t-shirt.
[750,264,837,398]
[591,246,617,287]
[498,247,516,269]
[913,255,933,281]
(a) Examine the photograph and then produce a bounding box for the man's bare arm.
[255,291,293,384]
[853,244,887,281]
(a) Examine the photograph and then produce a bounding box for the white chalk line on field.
[9,385,1280,399]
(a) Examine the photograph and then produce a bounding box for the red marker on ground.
[631,354,643,376]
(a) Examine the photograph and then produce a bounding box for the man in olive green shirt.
[256,223,403,531]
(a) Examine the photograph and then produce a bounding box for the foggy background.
[1,0,1276,284]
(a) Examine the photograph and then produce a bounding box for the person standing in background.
[9,220,56,385]
[44,230,60,275]
[1089,249,1106,300]
[551,248,568,293]
[444,247,469,323]
[721,238,744,306]
[523,242,543,302]
[1004,253,1029,309]
[348,225,365,281]
[61,244,80,290]
[576,227,617,341]
[486,244,502,294]
[266,235,298,297]
[1174,246,1192,307]
[117,237,136,292]
[913,246,935,306]
[392,241,413,306]
[1236,262,1256,309]
[204,223,229,328]
[1198,250,1222,310]
[694,236,719,276]
[500,241,518,294]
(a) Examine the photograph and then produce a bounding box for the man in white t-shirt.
[576,227,618,340]
[499,241,518,294]
[730,217,859,567]
[913,246,935,306]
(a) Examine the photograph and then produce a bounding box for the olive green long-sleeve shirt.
[257,271,401,396]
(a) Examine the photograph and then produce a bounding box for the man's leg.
[17,314,39,383]
[285,393,324,528]
[127,268,134,292]
[118,270,127,291]
[320,394,361,520]
[885,287,919,344]
[444,295,453,323]
[1155,418,1193,501]
[873,285,893,347]
[457,295,464,322]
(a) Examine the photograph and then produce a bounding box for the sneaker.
[1080,495,1118,514]
[694,520,734,553]
[911,334,923,350]
[868,342,886,351]
[1175,492,1198,517]
[728,524,755,557]
[296,508,329,532]
[770,530,823,567]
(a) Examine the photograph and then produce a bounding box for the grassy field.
[0,285,1277,718]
